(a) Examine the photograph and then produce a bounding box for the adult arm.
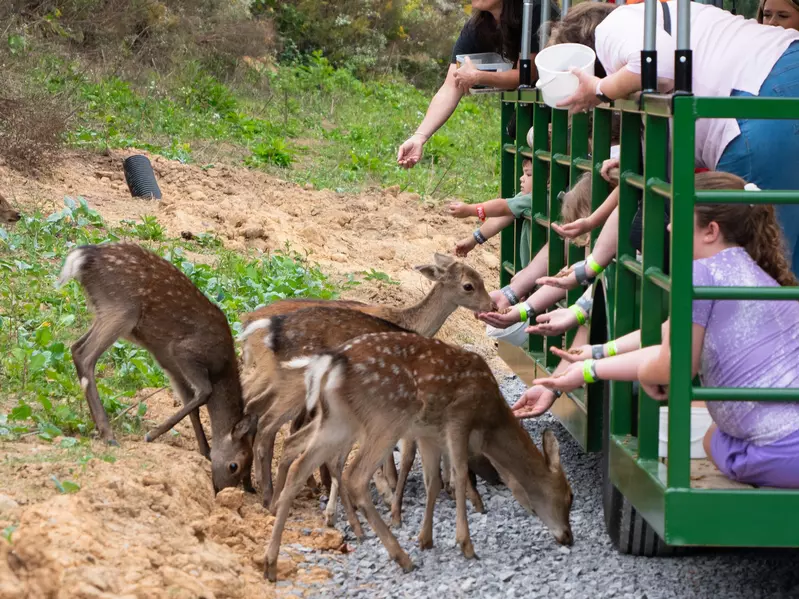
[397,64,464,168]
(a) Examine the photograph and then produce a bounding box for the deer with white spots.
[263,332,575,582]
[237,253,499,509]
[56,243,257,493]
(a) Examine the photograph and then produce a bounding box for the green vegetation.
[0,198,339,440]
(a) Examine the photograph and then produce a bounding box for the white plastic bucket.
[485,321,529,347]
[658,406,714,459]
[534,43,596,109]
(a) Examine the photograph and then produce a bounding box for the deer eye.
[463,283,474,292]
[228,462,238,474]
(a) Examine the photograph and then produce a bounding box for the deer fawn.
[0,192,21,225]
[57,243,257,493]
[238,253,497,508]
[263,332,574,582]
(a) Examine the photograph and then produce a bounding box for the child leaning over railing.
[531,171,799,489]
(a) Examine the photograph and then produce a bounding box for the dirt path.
[0,150,513,598]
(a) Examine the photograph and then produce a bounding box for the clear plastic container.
[455,52,513,72]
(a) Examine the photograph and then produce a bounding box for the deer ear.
[232,413,258,442]
[542,429,561,472]
[433,252,455,268]
[414,264,445,282]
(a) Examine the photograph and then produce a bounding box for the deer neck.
[482,412,549,483]
[395,283,457,337]
[207,363,245,436]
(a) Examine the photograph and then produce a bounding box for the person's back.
[597,2,799,168]
[693,246,799,446]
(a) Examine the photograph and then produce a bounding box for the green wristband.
[569,304,587,326]
[518,304,528,322]
[586,254,604,276]
[606,340,618,357]
[583,359,596,384]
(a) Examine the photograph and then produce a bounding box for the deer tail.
[56,247,88,289]
[283,354,343,413]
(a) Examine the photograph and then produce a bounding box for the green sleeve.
[505,192,533,219]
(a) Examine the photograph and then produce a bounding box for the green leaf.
[61,481,81,494]
[28,353,47,372]
[60,437,79,448]
[9,404,32,421]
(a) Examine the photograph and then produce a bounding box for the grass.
[26,51,501,202]
[0,197,340,441]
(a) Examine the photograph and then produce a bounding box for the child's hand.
[641,381,669,400]
[533,361,585,393]
[455,236,477,257]
[489,289,511,311]
[525,307,579,336]
[447,202,473,218]
[477,305,522,329]
[550,344,592,362]
[536,266,580,291]
[601,158,620,182]
[511,385,559,419]
[552,217,594,240]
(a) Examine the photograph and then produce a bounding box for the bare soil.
[0,149,510,598]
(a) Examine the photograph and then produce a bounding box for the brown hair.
[548,2,617,76]
[560,172,594,247]
[694,171,798,286]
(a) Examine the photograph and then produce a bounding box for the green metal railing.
[499,0,799,550]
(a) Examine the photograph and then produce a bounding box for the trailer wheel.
[600,344,677,557]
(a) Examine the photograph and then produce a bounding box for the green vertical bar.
[515,102,534,273]
[610,109,642,439]
[528,98,551,355]
[590,108,611,248]
[667,96,696,490]
[546,108,570,368]
[638,113,668,461]
[500,97,516,288]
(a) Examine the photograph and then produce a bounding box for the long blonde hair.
[560,172,593,247]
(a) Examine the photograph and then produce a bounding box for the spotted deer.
[263,332,574,582]
[56,243,257,493]
[237,253,498,508]
[0,192,21,225]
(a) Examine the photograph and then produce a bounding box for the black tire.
[123,154,162,200]
[596,286,676,557]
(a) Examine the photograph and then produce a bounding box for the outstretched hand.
[552,218,594,240]
[525,308,580,336]
[512,385,558,419]
[533,360,586,393]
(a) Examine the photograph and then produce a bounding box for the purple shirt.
[692,247,799,445]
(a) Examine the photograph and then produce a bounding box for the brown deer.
[0,192,21,225]
[56,243,257,493]
[263,332,575,582]
[237,253,498,508]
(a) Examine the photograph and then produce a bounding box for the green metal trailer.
[499,0,799,554]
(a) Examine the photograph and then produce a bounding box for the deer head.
[414,253,494,313]
[0,193,21,225]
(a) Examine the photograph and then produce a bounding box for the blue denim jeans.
[717,40,799,276]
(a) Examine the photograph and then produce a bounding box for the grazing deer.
[238,253,497,508]
[263,332,575,582]
[56,243,257,493]
[0,192,21,225]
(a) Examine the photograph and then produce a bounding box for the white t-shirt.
[595,2,799,169]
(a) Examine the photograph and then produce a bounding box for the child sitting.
[532,171,799,489]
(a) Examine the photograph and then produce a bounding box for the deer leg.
[264,424,343,582]
[466,471,485,514]
[384,452,399,491]
[325,451,364,538]
[447,430,476,559]
[345,434,414,573]
[270,421,315,514]
[72,315,134,445]
[167,375,211,459]
[442,451,454,498]
[390,438,417,528]
[144,374,212,443]
[372,462,395,506]
[416,438,442,550]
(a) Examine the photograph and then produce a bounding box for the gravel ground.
[279,374,799,599]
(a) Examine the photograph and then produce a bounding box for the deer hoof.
[459,539,476,559]
[418,536,433,551]
[143,432,154,443]
[325,513,336,528]
[396,553,415,573]
[264,559,278,582]
[106,438,120,447]
[391,514,402,529]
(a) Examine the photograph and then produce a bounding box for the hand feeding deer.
[263,331,574,582]
[238,253,500,510]
[56,242,257,493]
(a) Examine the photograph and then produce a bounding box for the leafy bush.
[0,198,338,440]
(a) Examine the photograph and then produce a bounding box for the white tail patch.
[303,355,335,412]
[282,357,314,370]
[56,249,86,289]
[237,318,271,343]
